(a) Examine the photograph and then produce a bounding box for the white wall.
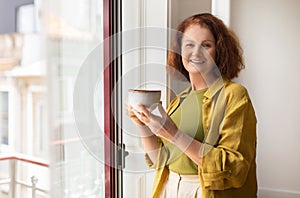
[169,0,211,29]
[230,0,300,197]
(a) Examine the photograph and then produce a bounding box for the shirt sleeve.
[200,89,257,190]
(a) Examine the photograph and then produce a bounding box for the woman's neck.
[189,71,219,90]
[189,73,207,90]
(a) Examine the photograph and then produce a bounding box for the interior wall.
[169,0,211,29]
[230,0,300,197]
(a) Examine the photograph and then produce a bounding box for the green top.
[162,88,207,174]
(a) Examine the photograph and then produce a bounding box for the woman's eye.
[185,43,194,47]
[201,43,211,48]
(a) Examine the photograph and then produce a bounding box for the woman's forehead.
[182,24,215,42]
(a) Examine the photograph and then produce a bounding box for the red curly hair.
[167,13,244,80]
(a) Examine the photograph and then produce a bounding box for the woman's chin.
[186,66,208,75]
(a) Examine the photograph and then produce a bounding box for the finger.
[135,111,150,124]
[128,110,137,118]
[126,106,136,117]
[126,105,132,113]
[128,110,147,126]
[127,105,135,112]
[137,104,150,117]
[133,109,146,120]
[157,103,166,116]
[132,109,141,117]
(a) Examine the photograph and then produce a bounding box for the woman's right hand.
[127,105,146,126]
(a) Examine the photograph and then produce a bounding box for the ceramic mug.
[128,89,161,112]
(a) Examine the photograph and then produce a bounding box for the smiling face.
[181,24,216,75]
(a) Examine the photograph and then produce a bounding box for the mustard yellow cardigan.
[145,78,257,198]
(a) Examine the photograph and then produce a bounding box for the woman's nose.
[192,44,204,56]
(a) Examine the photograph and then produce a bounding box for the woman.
[128,13,257,198]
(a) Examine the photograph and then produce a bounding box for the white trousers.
[159,171,202,198]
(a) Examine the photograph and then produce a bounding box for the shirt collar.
[204,77,227,99]
[177,77,227,99]
[167,77,228,116]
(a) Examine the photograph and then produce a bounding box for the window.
[0,91,8,146]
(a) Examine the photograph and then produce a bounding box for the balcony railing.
[0,152,49,198]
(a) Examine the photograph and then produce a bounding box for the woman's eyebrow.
[182,39,214,43]
[203,39,215,43]
[182,39,195,43]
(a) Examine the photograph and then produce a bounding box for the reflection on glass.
[44,0,104,197]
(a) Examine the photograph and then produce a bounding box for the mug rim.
[128,89,161,93]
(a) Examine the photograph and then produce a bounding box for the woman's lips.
[189,59,206,64]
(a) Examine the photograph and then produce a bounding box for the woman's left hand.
[136,102,178,141]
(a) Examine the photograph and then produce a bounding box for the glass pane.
[44,0,105,197]
[1,1,50,196]
[0,92,8,145]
